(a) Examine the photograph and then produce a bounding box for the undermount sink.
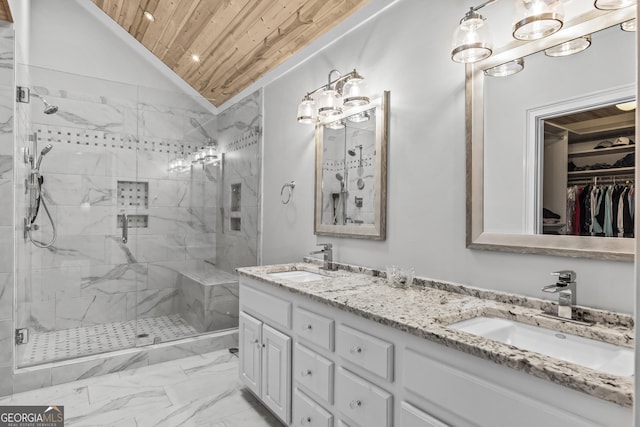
[449,316,633,377]
[267,270,330,283]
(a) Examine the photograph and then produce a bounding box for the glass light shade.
[325,119,345,130]
[317,89,342,117]
[297,96,317,124]
[595,0,636,9]
[484,58,524,77]
[192,150,205,164]
[544,35,591,57]
[451,10,493,63]
[342,78,370,107]
[347,111,371,123]
[513,0,564,41]
[175,157,190,173]
[616,101,637,111]
[203,146,218,164]
[621,19,636,31]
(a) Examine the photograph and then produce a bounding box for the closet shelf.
[567,167,635,178]
[568,145,634,158]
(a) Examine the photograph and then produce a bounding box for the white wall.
[261,0,635,313]
[9,0,213,112]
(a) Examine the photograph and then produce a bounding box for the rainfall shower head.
[335,173,344,181]
[42,99,58,115]
[347,145,363,156]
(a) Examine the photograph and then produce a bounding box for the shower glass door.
[131,86,218,347]
[14,65,142,368]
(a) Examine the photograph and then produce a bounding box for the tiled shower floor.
[18,314,198,366]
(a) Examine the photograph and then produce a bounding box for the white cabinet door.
[239,311,262,397]
[262,323,292,425]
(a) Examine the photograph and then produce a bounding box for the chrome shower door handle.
[121,212,128,244]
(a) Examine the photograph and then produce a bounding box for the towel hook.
[280,181,296,204]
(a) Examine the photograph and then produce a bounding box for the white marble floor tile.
[2,349,284,427]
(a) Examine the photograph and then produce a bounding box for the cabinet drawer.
[403,347,598,427]
[294,343,334,404]
[293,388,333,427]
[335,367,392,427]
[400,402,450,427]
[241,285,291,329]
[336,324,393,381]
[295,307,334,351]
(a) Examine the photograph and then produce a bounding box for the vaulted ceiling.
[0,0,12,23]
[92,0,371,107]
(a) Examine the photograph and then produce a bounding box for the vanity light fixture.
[296,68,371,125]
[143,11,155,22]
[484,58,524,77]
[191,54,201,63]
[512,0,564,41]
[451,5,493,63]
[620,18,636,31]
[544,35,591,57]
[594,0,637,10]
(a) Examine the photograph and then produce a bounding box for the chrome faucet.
[310,243,338,271]
[541,270,576,320]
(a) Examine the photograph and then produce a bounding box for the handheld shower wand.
[36,144,53,170]
[26,144,57,248]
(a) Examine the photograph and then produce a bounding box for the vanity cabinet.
[239,276,631,427]
[239,286,293,425]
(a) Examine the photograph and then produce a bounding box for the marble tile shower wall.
[215,90,262,273]
[321,127,376,225]
[0,26,14,396]
[14,75,218,337]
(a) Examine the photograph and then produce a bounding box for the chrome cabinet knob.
[301,369,312,377]
[350,346,362,354]
[349,399,362,409]
[301,416,312,425]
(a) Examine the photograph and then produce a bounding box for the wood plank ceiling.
[92,0,371,107]
[0,0,12,23]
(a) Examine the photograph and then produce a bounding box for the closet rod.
[568,175,635,185]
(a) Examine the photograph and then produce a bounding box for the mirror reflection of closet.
[542,103,635,237]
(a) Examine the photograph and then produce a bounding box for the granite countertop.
[237,261,634,408]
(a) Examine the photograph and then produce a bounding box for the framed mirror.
[314,91,389,240]
[467,8,636,260]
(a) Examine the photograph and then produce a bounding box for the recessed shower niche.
[118,180,149,208]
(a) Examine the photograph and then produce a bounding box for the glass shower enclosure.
[13,65,248,368]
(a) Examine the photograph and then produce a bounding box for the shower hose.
[28,173,57,248]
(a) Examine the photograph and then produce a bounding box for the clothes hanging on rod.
[566,182,634,238]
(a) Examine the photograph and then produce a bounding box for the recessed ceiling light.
[143,11,155,22]
[192,54,200,63]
